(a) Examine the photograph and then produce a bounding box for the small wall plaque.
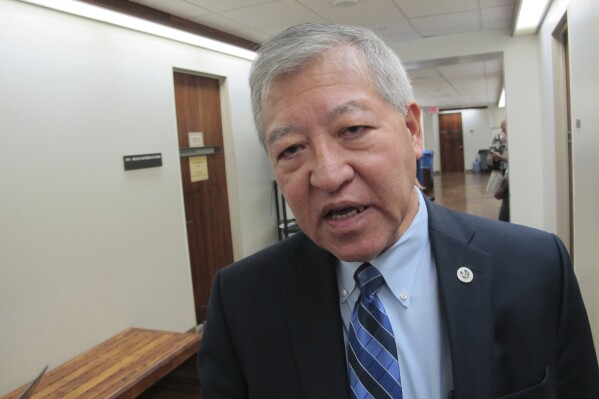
[123,153,163,171]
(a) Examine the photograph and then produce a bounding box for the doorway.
[439,112,465,172]
[173,71,234,324]
[553,15,574,257]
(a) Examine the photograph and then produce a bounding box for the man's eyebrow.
[267,125,294,147]
[330,101,369,118]
[266,101,369,147]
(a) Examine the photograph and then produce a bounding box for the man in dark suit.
[198,23,598,398]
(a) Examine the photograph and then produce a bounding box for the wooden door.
[173,72,234,324]
[439,113,465,172]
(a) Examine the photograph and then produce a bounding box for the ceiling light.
[498,88,505,108]
[514,0,551,35]
[17,0,256,60]
[334,0,358,7]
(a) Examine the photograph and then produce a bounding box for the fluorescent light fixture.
[498,88,505,108]
[17,0,256,60]
[514,0,551,35]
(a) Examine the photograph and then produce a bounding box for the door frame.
[173,68,242,261]
[551,15,573,257]
[172,68,242,323]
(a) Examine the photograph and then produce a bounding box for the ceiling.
[128,0,517,109]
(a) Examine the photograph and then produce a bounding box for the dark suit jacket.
[198,200,599,398]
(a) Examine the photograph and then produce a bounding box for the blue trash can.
[421,150,433,170]
[416,149,435,200]
[417,150,433,185]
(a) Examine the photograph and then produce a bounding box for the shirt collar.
[337,189,429,308]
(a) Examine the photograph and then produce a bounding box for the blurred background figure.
[489,120,509,221]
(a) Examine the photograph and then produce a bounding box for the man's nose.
[309,143,354,193]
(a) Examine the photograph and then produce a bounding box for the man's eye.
[344,126,366,135]
[279,145,301,159]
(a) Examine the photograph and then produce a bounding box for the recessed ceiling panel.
[394,0,479,19]
[132,0,211,17]
[479,0,515,8]
[481,5,513,23]
[438,62,486,79]
[191,14,272,42]
[186,0,277,13]
[369,20,421,43]
[299,0,405,26]
[222,0,327,35]
[411,10,481,37]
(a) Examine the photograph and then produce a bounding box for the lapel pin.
[457,266,474,283]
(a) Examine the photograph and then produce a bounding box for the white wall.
[0,0,274,393]
[420,109,437,163]
[567,0,599,349]
[431,112,440,172]
[502,35,545,228]
[538,0,571,251]
[537,0,599,349]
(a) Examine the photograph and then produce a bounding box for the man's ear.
[405,102,424,160]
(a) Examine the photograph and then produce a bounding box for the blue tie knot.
[355,263,384,297]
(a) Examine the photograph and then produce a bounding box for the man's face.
[262,47,423,262]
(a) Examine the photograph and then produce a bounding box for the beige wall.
[0,0,274,393]
[568,0,599,350]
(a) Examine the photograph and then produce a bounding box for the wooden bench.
[1,328,201,399]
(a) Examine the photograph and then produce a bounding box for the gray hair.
[249,23,414,149]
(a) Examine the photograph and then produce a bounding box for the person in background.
[198,23,598,399]
[490,120,509,221]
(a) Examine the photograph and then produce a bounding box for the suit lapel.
[279,235,351,397]
[427,201,495,399]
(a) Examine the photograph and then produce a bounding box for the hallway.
[432,172,501,221]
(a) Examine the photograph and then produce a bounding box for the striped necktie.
[347,263,403,399]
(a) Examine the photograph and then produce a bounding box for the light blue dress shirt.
[337,190,453,399]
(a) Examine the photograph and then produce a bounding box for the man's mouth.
[326,206,367,220]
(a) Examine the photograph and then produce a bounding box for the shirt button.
[341,288,348,297]
[400,289,409,300]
